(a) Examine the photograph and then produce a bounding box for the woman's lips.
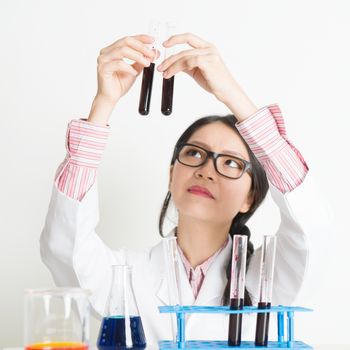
[187,185,215,199]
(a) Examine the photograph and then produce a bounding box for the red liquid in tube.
[228,297,243,346]
[255,301,271,346]
[161,76,174,115]
[138,63,155,115]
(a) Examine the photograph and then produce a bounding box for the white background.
[1,0,349,346]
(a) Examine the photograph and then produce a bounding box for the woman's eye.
[225,159,242,169]
[186,149,202,158]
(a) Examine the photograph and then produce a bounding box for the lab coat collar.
[155,228,232,307]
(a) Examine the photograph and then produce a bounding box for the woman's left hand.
[157,32,237,105]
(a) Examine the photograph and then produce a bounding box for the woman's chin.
[178,204,218,222]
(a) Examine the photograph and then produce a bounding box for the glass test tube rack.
[158,305,313,349]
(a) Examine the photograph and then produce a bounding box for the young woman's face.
[169,122,253,226]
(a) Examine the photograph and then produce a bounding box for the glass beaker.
[97,265,146,350]
[24,287,90,350]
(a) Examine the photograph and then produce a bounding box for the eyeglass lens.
[178,144,246,179]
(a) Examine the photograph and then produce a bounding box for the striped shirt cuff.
[236,104,309,193]
[55,119,110,201]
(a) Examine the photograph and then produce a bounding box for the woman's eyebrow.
[189,140,246,159]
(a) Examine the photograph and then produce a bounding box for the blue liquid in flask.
[97,315,146,350]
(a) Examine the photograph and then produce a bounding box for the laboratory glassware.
[24,287,90,350]
[97,265,146,350]
[255,235,277,346]
[228,234,247,346]
[138,20,160,115]
[161,21,176,115]
[162,236,181,342]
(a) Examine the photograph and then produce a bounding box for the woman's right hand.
[88,34,159,125]
[96,34,158,103]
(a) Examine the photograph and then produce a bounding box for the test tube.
[228,235,247,346]
[162,236,181,343]
[255,235,277,346]
[161,21,176,116]
[138,21,160,115]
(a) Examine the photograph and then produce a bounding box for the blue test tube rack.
[158,305,313,349]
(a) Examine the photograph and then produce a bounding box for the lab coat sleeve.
[245,169,332,306]
[40,180,126,317]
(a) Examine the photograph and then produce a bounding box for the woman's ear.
[168,165,174,190]
[239,191,253,213]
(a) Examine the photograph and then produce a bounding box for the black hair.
[158,114,269,306]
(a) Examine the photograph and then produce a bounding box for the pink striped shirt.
[177,238,229,298]
[235,103,309,191]
[55,119,110,200]
[54,103,309,298]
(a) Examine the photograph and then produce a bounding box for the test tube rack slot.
[158,305,313,349]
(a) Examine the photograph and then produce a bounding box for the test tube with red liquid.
[255,235,277,346]
[228,235,247,346]
[138,21,160,115]
[161,21,176,115]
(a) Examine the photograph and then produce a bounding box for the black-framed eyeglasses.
[175,143,252,180]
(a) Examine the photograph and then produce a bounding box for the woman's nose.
[194,158,217,181]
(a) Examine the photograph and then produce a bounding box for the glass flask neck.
[104,265,140,318]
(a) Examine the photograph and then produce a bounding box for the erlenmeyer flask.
[97,265,146,350]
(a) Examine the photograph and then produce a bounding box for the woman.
[40,33,329,344]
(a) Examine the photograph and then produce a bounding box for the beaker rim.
[24,287,91,296]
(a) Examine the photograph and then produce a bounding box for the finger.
[162,55,208,79]
[131,49,161,76]
[99,46,152,67]
[131,34,156,44]
[131,61,147,76]
[100,34,155,52]
[162,32,212,49]
[129,33,159,62]
[157,48,212,72]
[100,35,156,59]
[101,59,138,76]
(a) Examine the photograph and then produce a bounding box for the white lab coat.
[40,169,330,346]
